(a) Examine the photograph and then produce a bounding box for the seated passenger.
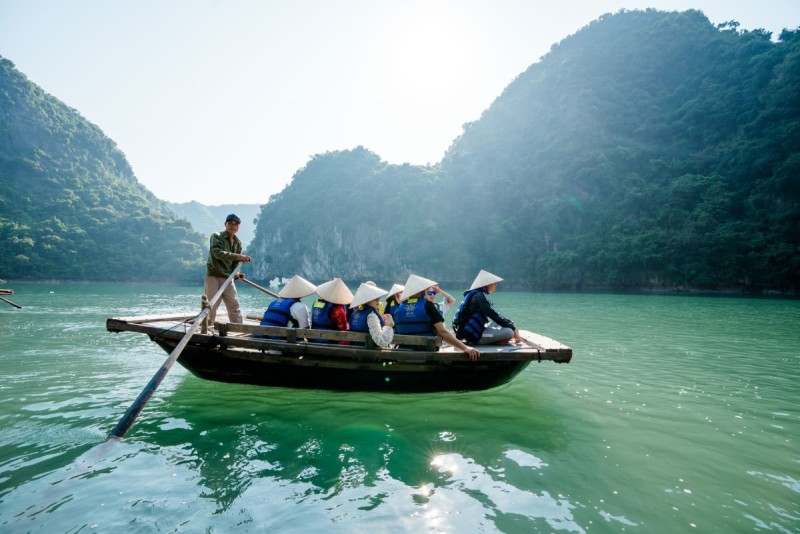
[348,281,395,348]
[430,285,456,318]
[310,278,353,344]
[452,269,521,345]
[394,274,479,360]
[384,283,404,318]
[259,275,316,338]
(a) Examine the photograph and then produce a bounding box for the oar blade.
[0,296,22,309]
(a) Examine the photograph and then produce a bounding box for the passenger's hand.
[239,254,251,262]
[513,328,521,343]
[383,314,395,327]
[464,346,480,361]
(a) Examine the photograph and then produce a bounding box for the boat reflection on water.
[120,375,582,531]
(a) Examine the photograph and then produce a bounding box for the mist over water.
[1,283,798,532]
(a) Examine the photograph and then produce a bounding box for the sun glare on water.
[431,453,460,475]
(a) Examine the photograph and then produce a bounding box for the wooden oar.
[239,277,280,298]
[0,296,22,309]
[107,264,242,441]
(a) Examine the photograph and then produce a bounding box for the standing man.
[205,213,251,327]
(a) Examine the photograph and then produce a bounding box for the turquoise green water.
[0,283,798,532]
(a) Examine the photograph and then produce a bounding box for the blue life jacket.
[384,296,400,318]
[453,290,488,343]
[311,300,339,343]
[349,305,384,333]
[260,298,299,327]
[311,300,335,330]
[395,298,435,336]
[258,297,300,340]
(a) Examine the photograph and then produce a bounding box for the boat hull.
[106,314,571,393]
[157,340,532,392]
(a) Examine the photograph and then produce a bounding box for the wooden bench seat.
[217,322,442,351]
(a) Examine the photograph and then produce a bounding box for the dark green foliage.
[0,56,206,282]
[250,9,799,293]
[439,10,799,292]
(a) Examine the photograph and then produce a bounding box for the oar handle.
[107,263,242,441]
[239,277,280,299]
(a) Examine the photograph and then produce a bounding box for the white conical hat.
[387,283,404,299]
[350,281,388,308]
[469,269,504,290]
[399,274,437,301]
[315,278,353,305]
[278,275,317,299]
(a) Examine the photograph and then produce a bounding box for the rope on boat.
[151,317,197,342]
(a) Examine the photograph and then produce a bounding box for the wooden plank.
[519,330,571,351]
[207,342,551,363]
[222,323,369,342]
[106,317,194,336]
[112,313,195,324]
[286,329,297,343]
[220,322,442,348]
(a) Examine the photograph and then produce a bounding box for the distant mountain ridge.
[168,202,260,247]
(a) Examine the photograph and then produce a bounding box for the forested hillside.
[0,57,206,281]
[1,9,797,292]
[249,10,799,293]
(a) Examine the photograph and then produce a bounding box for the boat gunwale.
[105,315,573,364]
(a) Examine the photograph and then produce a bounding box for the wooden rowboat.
[106,314,572,392]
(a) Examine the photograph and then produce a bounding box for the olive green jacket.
[206,231,242,277]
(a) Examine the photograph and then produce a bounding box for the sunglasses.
[227,220,240,225]
[425,290,437,296]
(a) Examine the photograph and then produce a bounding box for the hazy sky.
[1,1,798,205]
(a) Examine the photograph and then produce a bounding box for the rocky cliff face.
[246,145,472,286]
[251,220,414,284]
